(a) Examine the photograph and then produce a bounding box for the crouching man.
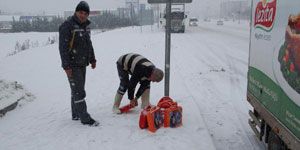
[113,53,164,114]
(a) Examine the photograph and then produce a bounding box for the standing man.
[59,1,99,126]
[113,53,164,114]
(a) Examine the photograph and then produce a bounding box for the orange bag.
[139,97,183,132]
[157,97,183,128]
[146,106,163,133]
[163,105,183,128]
[139,106,151,129]
[157,96,175,109]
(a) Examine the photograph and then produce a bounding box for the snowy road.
[0,21,265,150]
[171,22,265,149]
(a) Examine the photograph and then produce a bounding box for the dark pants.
[68,67,91,122]
[117,63,129,95]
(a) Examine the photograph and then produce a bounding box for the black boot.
[81,118,99,126]
[72,116,80,121]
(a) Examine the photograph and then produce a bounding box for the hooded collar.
[72,14,91,27]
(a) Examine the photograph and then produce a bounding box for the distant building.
[117,8,131,19]
[0,15,20,30]
[64,10,102,19]
[125,0,140,18]
[150,4,160,24]
[138,8,154,26]
[140,4,146,11]
[19,15,57,22]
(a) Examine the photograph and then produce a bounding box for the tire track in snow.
[172,52,218,150]
[225,54,266,150]
[192,30,263,150]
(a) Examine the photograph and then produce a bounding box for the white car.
[189,18,198,26]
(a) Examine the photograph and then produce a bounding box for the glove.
[64,68,72,78]
[130,98,138,107]
[91,62,96,69]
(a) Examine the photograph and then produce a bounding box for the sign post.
[164,0,171,96]
[148,0,192,96]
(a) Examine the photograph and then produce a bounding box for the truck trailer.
[247,0,300,149]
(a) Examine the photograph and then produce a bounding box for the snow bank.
[0,80,35,116]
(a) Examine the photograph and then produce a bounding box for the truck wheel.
[268,130,287,150]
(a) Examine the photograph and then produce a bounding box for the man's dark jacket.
[59,15,96,69]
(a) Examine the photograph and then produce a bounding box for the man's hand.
[65,69,72,78]
[91,62,96,69]
[130,98,138,107]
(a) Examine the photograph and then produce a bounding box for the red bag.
[157,96,174,109]
[163,105,183,128]
[157,97,183,128]
[139,96,183,132]
[139,106,151,129]
[146,106,163,133]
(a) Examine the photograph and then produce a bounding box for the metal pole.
[158,4,160,28]
[165,0,171,96]
[140,6,142,32]
[238,1,241,24]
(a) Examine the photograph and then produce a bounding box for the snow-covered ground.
[0,21,265,150]
[0,32,58,59]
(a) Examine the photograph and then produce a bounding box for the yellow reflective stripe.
[123,53,135,71]
[130,56,144,73]
[74,99,85,104]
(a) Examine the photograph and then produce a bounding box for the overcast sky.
[0,0,124,14]
[0,0,221,17]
